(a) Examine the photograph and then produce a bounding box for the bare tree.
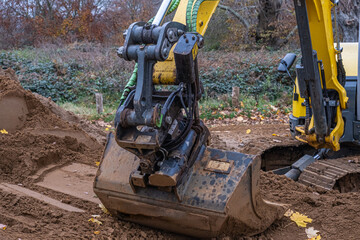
[338,0,360,42]
[256,0,283,44]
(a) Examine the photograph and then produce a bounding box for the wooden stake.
[95,93,103,114]
[232,86,240,107]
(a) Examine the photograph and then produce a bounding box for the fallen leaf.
[305,227,320,238]
[88,218,102,225]
[0,224,6,230]
[240,101,244,108]
[246,129,251,134]
[95,161,100,166]
[272,133,279,136]
[284,209,294,217]
[308,235,321,240]
[105,128,109,131]
[290,212,312,227]
[94,231,100,235]
[106,125,111,128]
[270,105,278,111]
[237,116,244,122]
[0,129,8,135]
[99,203,110,214]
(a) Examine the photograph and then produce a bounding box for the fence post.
[232,86,240,107]
[95,93,103,114]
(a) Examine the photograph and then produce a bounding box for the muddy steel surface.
[1,68,360,239]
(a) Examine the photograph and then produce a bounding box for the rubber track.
[298,159,360,190]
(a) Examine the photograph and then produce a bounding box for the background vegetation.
[0,0,358,121]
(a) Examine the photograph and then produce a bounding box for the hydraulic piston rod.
[153,0,172,26]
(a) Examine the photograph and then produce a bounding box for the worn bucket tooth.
[94,133,284,238]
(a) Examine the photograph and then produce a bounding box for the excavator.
[94,0,359,237]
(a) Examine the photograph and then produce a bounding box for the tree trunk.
[338,1,360,42]
[256,0,282,45]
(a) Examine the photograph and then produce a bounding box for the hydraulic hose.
[186,0,195,30]
[191,0,205,32]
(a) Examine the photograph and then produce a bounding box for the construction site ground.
[1,68,360,240]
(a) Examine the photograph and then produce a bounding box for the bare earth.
[1,68,360,240]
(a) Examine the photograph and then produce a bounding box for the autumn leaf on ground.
[88,218,102,225]
[99,203,110,214]
[284,209,294,217]
[95,161,100,166]
[94,231,100,235]
[290,212,312,227]
[246,129,251,134]
[308,235,321,240]
[305,227,321,240]
[0,129,8,134]
[0,224,6,230]
[272,133,279,136]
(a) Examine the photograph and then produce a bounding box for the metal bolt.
[177,29,184,36]
[168,30,174,38]
[117,46,124,58]
[163,48,168,56]
[165,116,172,124]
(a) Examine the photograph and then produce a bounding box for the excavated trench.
[261,143,360,192]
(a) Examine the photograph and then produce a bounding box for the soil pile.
[0,68,103,182]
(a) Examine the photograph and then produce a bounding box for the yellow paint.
[292,79,306,118]
[292,0,350,151]
[153,0,220,85]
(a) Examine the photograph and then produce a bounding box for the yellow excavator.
[94,0,358,237]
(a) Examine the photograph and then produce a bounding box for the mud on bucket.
[94,133,285,238]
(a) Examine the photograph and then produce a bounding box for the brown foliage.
[0,0,157,49]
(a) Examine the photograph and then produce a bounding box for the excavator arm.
[94,0,282,238]
[288,0,348,151]
[153,0,219,84]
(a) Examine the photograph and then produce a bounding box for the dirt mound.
[0,68,103,182]
[258,171,360,240]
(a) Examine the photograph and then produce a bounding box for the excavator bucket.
[94,133,283,238]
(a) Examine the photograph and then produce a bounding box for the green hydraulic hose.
[119,0,181,105]
[186,0,195,31]
[191,0,206,32]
